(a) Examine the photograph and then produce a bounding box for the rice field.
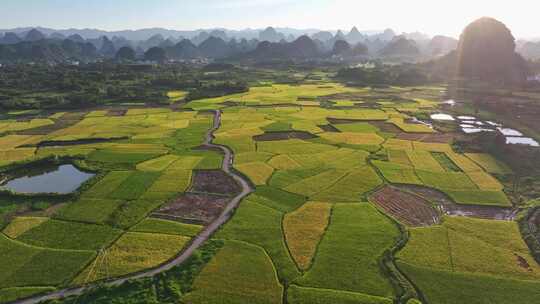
[0,83,524,303]
[397,217,540,303]
[184,240,284,304]
[296,204,398,298]
[283,202,332,270]
[74,232,190,284]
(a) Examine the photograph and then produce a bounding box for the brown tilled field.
[253,131,317,141]
[153,193,230,224]
[370,186,441,226]
[189,170,241,196]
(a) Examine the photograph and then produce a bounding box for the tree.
[457,17,528,85]
[116,46,136,62]
[144,47,167,63]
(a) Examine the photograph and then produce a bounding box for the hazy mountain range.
[0,26,398,41]
[1,25,538,63]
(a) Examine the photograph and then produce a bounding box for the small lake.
[1,164,95,194]
[430,113,455,121]
[506,137,540,147]
[429,109,539,147]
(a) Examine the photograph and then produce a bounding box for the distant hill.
[379,36,420,58]
[518,41,540,60]
[246,36,320,60]
[457,17,528,85]
[0,39,97,63]
[426,35,458,57]
[0,26,495,64]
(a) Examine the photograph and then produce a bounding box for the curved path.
[13,110,254,304]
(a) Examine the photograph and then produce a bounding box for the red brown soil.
[18,112,87,135]
[327,118,400,133]
[368,120,403,133]
[370,186,440,226]
[190,170,241,196]
[153,193,230,224]
[253,131,317,141]
[106,109,127,116]
[515,254,533,271]
[398,185,517,220]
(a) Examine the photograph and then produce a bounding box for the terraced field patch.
[74,232,190,284]
[296,204,398,298]
[131,218,203,237]
[184,240,284,304]
[398,216,540,280]
[236,162,275,185]
[2,217,50,238]
[217,199,301,281]
[283,202,332,270]
[287,285,393,304]
[464,153,511,174]
[0,234,95,289]
[57,199,125,224]
[16,219,122,250]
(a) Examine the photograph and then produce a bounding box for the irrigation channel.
[12,110,255,304]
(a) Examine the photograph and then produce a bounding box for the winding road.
[12,110,254,304]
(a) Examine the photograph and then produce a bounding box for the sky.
[1,0,538,38]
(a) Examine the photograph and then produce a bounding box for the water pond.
[1,164,95,194]
[506,137,540,147]
[430,113,455,121]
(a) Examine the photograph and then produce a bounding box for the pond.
[1,164,95,194]
[430,113,455,121]
[497,127,523,137]
[506,137,540,147]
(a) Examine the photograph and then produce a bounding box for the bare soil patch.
[253,131,317,141]
[153,193,230,224]
[515,253,533,271]
[327,118,401,133]
[18,112,87,135]
[190,170,241,196]
[398,185,517,220]
[38,137,128,147]
[319,124,340,132]
[370,186,440,226]
[106,109,127,116]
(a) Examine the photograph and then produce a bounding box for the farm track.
[11,110,255,304]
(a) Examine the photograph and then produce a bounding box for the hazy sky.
[1,0,538,38]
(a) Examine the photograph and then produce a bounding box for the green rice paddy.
[0,82,527,304]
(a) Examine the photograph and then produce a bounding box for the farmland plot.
[296,204,398,299]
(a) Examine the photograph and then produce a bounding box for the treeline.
[185,81,249,101]
[0,62,260,110]
[336,64,429,86]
